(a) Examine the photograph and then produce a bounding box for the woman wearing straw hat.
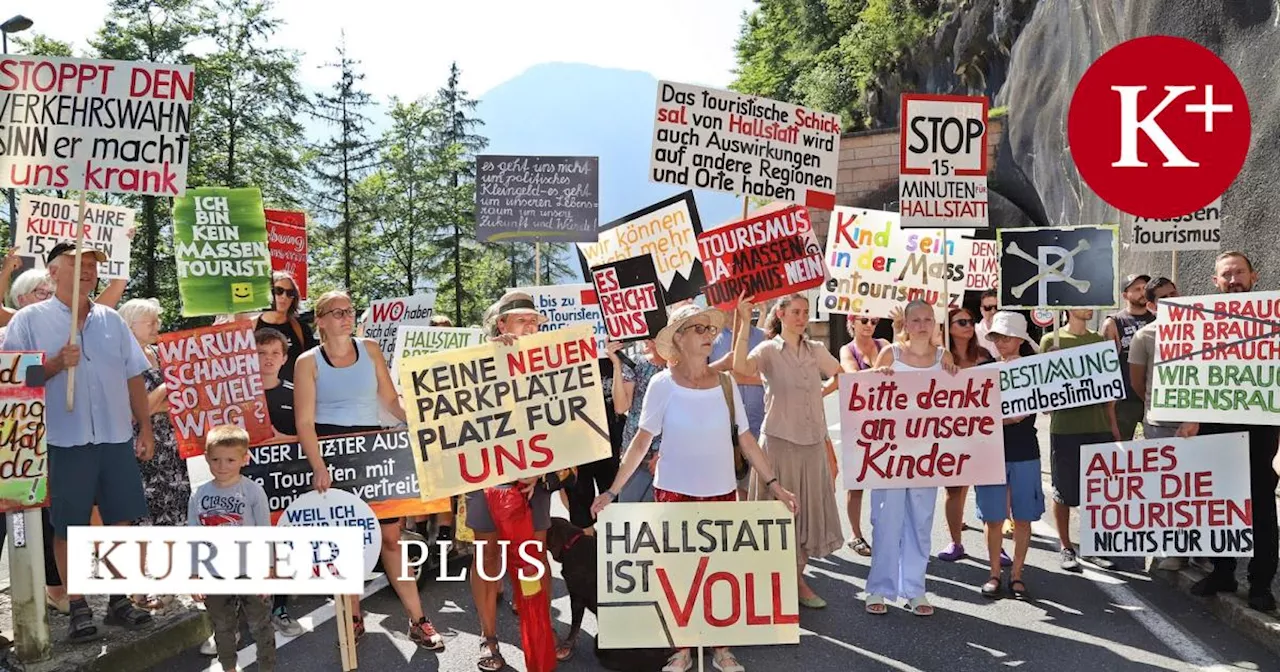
[592,303,797,672]
[731,292,844,610]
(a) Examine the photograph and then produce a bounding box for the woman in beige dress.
[732,292,844,608]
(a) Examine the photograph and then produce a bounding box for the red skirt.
[654,488,738,503]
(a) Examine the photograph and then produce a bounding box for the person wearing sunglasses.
[830,313,889,556]
[255,271,316,381]
[973,289,1001,358]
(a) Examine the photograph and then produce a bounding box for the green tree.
[11,34,74,57]
[369,98,443,297]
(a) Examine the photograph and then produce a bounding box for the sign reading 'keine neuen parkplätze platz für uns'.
[476,155,599,243]
[899,94,989,228]
[650,82,839,210]
[997,340,1125,417]
[0,56,194,197]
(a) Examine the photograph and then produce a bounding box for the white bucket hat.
[985,310,1037,348]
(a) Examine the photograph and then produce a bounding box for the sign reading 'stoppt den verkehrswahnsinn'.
[590,255,668,343]
[476,155,599,242]
[997,340,1125,417]
[997,226,1118,309]
[596,501,800,649]
[899,94,989,228]
[65,525,365,595]
[1148,291,1280,425]
[1080,433,1253,558]
[696,204,825,310]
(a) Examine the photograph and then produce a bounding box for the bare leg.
[381,520,424,621]
[945,486,967,545]
[471,531,502,639]
[985,522,1003,580]
[1053,501,1073,548]
[797,550,816,599]
[53,536,77,602]
[847,489,865,540]
[1011,521,1032,582]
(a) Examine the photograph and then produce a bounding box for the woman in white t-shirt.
[592,303,797,672]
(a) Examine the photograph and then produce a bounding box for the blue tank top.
[312,338,381,427]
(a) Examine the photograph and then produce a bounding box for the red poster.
[157,322,274,458]
[265,209,308,299]
[696,204,826,310]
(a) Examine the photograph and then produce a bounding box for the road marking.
[1030,521,1233,671]
[204,574,390,672]
[801,628,927,671]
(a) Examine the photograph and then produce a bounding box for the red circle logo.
[1068,36,1250,219]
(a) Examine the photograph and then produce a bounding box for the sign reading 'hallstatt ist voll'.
[650,82,840,210]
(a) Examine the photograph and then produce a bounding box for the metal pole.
[66,191,88,411]
[534,241,541,285]
[8,509,51,662]
[3,32,15,246]
[942,228,950,348]
[1171,250,1179,287]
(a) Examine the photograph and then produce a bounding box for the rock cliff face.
[996,0,1278,293]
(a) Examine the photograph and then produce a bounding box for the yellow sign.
[398,324,611,499]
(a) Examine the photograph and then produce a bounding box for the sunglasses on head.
[273,286,298,298]
[952,318,974,327]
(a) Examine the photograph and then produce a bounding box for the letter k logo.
[1110,86,1199,168]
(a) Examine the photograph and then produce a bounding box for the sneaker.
[1060,547,1081,572]
[937,543,966,561]
[1190,574,1238,596]
[1085,556,1116,570]
[408,617,445,651]
[1000,549,1012,568]
[199,632,240,656]
[1155,557,1185,571]
[272,607,305,637]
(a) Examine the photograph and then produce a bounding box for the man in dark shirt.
[1102,273,1156,440]
[256,328,296,439]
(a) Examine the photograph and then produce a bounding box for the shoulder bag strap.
[718,372,737,432]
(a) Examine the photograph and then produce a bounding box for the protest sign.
[697,204,825,310]
[157,322,273,458]
[399,325,612,499]
[650,81,839,210]
[360,293,436,373]
[819,207,972,321]
[998,341,1124,417]
[596,501,799,649]
[281,489,382,577]
[1148,291,1280,425]
[840,368,1004,489]
[1128,198,1221,252]
[997,226,1118,309]
[16,195,133,279]
[0,55,193,197]
[0,353,47,512]
[245,429,450,524]
[265,208,308,299]
[1080,433,1252,557]
[591,255,668,343]
[577,191,706,304]
[965,238,998,291]
[391,326,487,390]
[899,94,989,228]
[172,187,272,316]
[514,283,608,353]
[476,155,599,242]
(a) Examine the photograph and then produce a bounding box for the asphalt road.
[166,396,1277,672]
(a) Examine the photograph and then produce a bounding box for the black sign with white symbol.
[997,226,1118,309]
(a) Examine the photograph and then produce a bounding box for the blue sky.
[32,0,755,98]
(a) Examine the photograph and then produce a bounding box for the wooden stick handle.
[66,191,88,413]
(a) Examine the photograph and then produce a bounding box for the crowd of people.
[0,241,1277,672]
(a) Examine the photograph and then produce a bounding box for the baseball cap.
[1123,273,1151,290]
[46,241,108,266]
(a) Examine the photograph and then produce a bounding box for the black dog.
[546,517,673,671]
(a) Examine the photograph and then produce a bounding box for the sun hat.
[493,290,548,324]
[985,310,1037,348]
[654,304,727,362]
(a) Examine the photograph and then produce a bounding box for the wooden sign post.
[66,190,89,411]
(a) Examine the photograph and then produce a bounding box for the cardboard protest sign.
[280,488,382,576]
[391,326,487,391]
[513,283,608,354]
[360,294,436,373]
[16,195,133,280]
[0,56,193,196]
[577,191,706,304]
[399,325,611,499]
[840,368,1004,489]
[596,501,799,649]
[1127,198,1222,252]
[965,238,998,291]
[476,155,599,242]
[1148,291,1280,425]
[651,81,839,210]
[819,207,972,321]
[899,94,989,228]
[591,255,668,343]
[264,208,308,299]
[0,353,47,512]
[1080,433,1253,557]
[157,322,273,458]
[997,226,1118,309]
[245,429,450,524]
[172,187,273,316]
[697,204,826,310]
[998,341,1124,417]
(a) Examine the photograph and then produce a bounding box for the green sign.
[173,187,273,316]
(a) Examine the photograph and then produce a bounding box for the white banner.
[16,195,133,280]
[1128,198,1221,252]
[515,283,608,353]
[359,293,436,373]
[391,325,486,390]
[997,341,1125,417]
[1080,433,1253,557]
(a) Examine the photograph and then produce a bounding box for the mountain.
[475,62,741,282]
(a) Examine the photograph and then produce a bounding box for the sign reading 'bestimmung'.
[997,341,1125,417]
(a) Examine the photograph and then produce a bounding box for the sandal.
[555,636,575,662]
[865,594,887,615]
[1009,578,1028,599]
[713,647,744,672]
[66,599,100,643]
[907,596,935,616]
[104,596,154,629]
[981,577,1002,599]
[662,649,693,672]
[847,537,872,556]
[478,636,505,672]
